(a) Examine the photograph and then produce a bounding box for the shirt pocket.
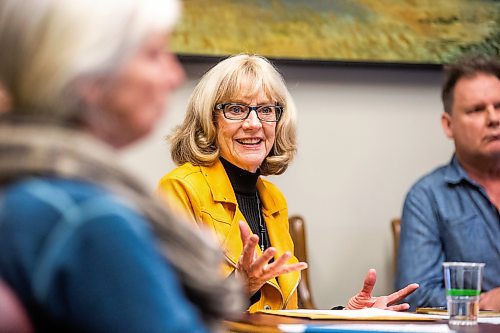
[442,213,486,261]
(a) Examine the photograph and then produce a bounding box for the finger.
[251,247,277,273]
[372,296,388,309]
[479,291,488,302]
[239,234,259,269]
[265,255,308,279]
[478,295,490,310]
[387,283,419,305]
[358,268,377,297]
[261,251,292,277]
[346,295,376,310]
[277,262,308,275]
[269,251,292,268]
[386,303,411,312]
[238,221,252,244]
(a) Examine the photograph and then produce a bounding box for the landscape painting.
[171,0,500,65]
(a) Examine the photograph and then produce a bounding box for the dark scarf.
[0,119,245,329]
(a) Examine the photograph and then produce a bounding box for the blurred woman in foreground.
[0,0,242,331]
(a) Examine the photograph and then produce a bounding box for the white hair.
[0,0,180,119]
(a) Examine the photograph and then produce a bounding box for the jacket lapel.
[199,160,242,265]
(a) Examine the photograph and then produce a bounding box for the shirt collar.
[444,154,479,187]
[200,158,285,214]
[219,157,260,195]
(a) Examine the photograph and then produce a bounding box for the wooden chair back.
[391,217,401,272]
[288,215,316,309]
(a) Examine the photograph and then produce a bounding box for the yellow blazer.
[157,159,299,311]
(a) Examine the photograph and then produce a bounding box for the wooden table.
[224,313,499,333]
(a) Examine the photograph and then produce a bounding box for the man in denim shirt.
[396,55,500,311]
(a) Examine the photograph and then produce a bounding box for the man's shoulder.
[403,158,470,219]
[408,162,451,193]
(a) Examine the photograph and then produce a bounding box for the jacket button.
[264,305,271,310]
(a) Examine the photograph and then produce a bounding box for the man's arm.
[396,185,446,310]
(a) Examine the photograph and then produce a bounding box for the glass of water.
[443,262,485,326]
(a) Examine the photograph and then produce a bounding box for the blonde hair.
[0,0,180,120]
[170,54,297,175]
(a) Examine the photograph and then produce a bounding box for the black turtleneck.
[220,157,270,251]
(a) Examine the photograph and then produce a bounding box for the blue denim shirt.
[396,155,500,310]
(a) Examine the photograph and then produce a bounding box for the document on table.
[257,308,442,321]
[277,323,452,333]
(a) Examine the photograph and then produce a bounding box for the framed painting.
[171,0,500,66]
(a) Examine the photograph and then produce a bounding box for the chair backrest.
[288,214,316,309]
[0,280,33,333]
[391,217,401,272]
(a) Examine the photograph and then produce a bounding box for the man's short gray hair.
[441,54,500,114]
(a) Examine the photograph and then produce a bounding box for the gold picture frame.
[172,0,499,65]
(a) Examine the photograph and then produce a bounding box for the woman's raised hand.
[346,269,419,311]
[235,221,308,296]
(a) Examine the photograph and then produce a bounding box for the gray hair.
[0,0,180,120]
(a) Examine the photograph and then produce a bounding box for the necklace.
[255,194,267,251]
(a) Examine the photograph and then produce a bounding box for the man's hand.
[346,269,419,311]
[235,221,308,296]
[479,287,500,311]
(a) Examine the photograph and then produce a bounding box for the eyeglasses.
[215,103,283,122]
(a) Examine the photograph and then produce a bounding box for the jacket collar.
[257,179,287,216]
[200,158,237,203]
[200,158,287,215]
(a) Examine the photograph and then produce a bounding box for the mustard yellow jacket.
[157,159,300,311]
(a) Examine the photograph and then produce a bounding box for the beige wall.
[120,61,454,309]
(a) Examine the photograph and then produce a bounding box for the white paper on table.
[278,323,453,333]
[478,317,500,324]
[266,308,442,320]
[277,324,307,333]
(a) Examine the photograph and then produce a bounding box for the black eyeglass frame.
[215,102,284,122]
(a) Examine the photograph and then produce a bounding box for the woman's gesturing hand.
[346,269,419,311]
[235,221,308,296]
